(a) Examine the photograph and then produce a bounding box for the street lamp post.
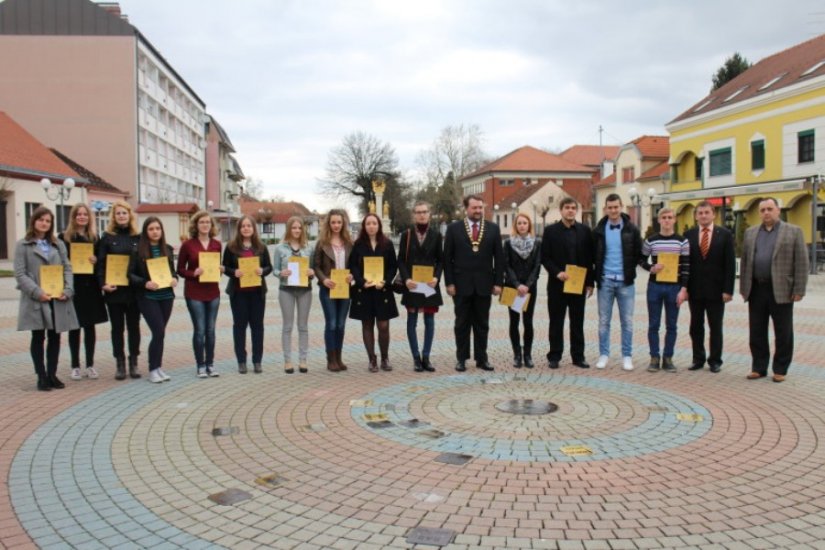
[531,200,537,233]
[41,177,75,232]
[511,202,518,229]
[628,187,657,231]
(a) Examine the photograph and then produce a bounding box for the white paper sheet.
[287,261,301,286]
[510,293,528,313]
[412,282,436,297]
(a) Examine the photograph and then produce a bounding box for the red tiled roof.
[559,145,620,166]
[594,173,617,187]
[493,182,548,209]
[240,200,313,223]
[670,33,825,124]
[0,111,81,181]
[460,145,590,181]
[637,161,670,181]
[629,135,670,159]
[136,203,199,214]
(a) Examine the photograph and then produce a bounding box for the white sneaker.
[623,357,634,371]
[158,368,171,381]
[86,367,99,379]
[206,366,219,377]
[197,367,208,379]
[148,370,164,383]
[596,355,609,369]
[70,368,82,380]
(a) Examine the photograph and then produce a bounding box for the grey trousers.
[279,288,312,363]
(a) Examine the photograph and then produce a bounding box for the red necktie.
[700,227,710,259]
[472,223,479,241]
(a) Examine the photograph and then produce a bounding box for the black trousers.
[748,280,794,375]
[508,284,537,357]
[547,285,586,362]
[68,325,97,368]
[688,297,725,366]
[31,330,60,378]
[107,301,141,360]
[453,293,492,362]
[137,296,174,371]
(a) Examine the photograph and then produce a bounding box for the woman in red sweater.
[177,211,223,378]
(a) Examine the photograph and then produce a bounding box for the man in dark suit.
[685,200,736,373]
[739,197,808,383]
[444,194,504,371]
[541,197,594,369]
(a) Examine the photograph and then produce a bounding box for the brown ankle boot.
[368,354,379,372]
[380,357,392,371]
[326,351,340,372]
[335,349,348,371]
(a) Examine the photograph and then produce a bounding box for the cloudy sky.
[121,0,825,211]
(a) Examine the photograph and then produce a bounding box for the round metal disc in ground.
[495,399,558,415]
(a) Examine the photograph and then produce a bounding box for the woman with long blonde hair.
[503,212,541,368]
[60,203,108,380]
[97,200,142,380]
[313,209,353,372]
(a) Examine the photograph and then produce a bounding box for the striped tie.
[700,227,710,259]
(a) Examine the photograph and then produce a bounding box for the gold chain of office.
[465,219,485,252]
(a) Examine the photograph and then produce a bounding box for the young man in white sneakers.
[593,194,643,370]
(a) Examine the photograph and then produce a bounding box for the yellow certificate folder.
[105,254,130,286]
[40,265,64,299]
[70,243,94,275]
[657,253,679,283]
[238,256,262,288]
[146,257,174,289]
[563,265,587,295]
[199,252,221,283]
[499,286,530,312]
[330,269,350,299]
[287,256,310,287]
[363,257,384,283]
[411,265,434,283]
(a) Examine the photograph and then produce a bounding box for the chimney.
[97,2,128,20]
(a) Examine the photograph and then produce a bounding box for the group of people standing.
[14,191,809,391]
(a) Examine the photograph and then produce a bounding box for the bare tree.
[320,131,399,210]
[242,177,265,200]
[416,124,488,188]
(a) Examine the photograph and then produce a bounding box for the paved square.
[1,271,824,549]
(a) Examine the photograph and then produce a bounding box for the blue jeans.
[407,310,435,358]
[229,291,265,364]
[186,297,220,369]
[647,282,680,358]
[598,278,635,357]
[318,286,350,352]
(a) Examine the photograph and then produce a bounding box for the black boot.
[513,347,523,369]
[49,374,65,389]
[421,356,435,372]
[37,375,52,391]
[128,356,141,379]
[115,358,127,380]
[413,355,424,372]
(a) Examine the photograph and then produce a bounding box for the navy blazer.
[684,224,735,299]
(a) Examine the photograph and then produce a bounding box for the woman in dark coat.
[503,213,542,368]
[348,213,398,372]
[97,200,142,380]
[398,201,443,372]
[60,203,108,380]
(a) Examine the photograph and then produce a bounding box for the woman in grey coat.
[14,206,79,391]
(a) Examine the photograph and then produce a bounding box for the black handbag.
[391,229,411,294]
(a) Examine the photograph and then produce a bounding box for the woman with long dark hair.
[177,211,223,378]
[398,201,443,372]
[222,215,272,374]
[348,213,398,372]
[128,217,178,383]
[503,213,542,368]
[60,203,108,380]
[313,209,353,372]
[273,216,315,374]
[14,206,79,390]
[97,200,142,379]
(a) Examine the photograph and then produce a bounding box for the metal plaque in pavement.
[399,418,429,428]
[208,488,252,506]
[366,420,393,429]
[434,452,473,465]
[406,527,456,546]
[211,427,239,436]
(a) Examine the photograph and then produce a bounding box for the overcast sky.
[121,0,825,211]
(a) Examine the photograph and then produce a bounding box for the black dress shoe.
[422,357,435,372]
[414,356,424,372]
[548,360,560,369]
[455,360,467,372]
[688,363,705,371]
[709,364,721,373]
[49,375,65,389]
[524,357,535,369]
[476,361,494,371]
[573,360,590,369]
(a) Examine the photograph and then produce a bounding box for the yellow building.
[665,34,825,255]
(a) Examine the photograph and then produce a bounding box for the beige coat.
[14,237,80,332]
[739,221,809,304]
